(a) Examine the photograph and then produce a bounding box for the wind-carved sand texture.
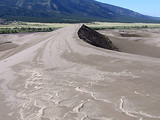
[0,24,160,120]
[0,41,18,52]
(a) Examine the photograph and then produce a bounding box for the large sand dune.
[0,24,160,120]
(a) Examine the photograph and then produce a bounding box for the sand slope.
[0,24,160,120]
[99,29,160,58]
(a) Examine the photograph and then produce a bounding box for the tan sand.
[99,29,160,58]
[0,24,160,120]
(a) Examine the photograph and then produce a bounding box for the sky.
[96,0,160,17]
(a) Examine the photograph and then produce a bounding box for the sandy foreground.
[0,24,160,120]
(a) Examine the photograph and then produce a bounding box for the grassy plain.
[86,22,160,30]
[1,21,160,33]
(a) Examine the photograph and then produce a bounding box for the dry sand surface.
[0,24,160,120]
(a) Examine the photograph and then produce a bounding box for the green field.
[0,22,71,33]
[86,22,160,30]
[1,21,160,34]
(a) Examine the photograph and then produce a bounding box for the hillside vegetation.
[0,0,160,23]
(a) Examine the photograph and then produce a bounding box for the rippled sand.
[0,25,160,120]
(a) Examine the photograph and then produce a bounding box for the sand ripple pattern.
[15,63,159,120]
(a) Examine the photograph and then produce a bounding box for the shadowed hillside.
[0,0,159,22]
[78,25,119,50]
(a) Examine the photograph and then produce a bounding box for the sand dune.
[0,24,160,120]
[99,29,160,58]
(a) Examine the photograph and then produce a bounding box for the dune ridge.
[0,24,160,120]
[78,24,119,51]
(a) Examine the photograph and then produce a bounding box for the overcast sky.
[96,0,160,17]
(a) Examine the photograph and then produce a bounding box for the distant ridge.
[0,0,159,23]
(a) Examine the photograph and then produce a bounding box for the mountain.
[0,0,159,23]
